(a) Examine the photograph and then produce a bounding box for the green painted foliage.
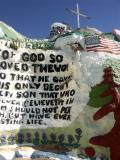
[104,59,120,84]
[88,84,112,108]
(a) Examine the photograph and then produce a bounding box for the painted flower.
[50,133,57,142]
[41,132,48,143]
[58,134,65,143]
[67,134,74,144]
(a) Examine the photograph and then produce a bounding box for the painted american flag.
[86,36,120,55]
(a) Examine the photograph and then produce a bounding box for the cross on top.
[66,3,91,29]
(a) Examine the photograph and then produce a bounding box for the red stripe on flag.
[86,36,120,54]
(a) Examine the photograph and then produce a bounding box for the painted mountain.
[0,21,120,160]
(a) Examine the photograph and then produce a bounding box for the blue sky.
[0,0,120,39]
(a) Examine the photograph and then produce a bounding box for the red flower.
[85,146,95,158]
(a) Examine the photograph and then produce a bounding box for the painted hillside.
[0,21,120,160]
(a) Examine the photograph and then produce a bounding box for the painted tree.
[89,67,120,160]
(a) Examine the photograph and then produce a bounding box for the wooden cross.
[66,3,91,29]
